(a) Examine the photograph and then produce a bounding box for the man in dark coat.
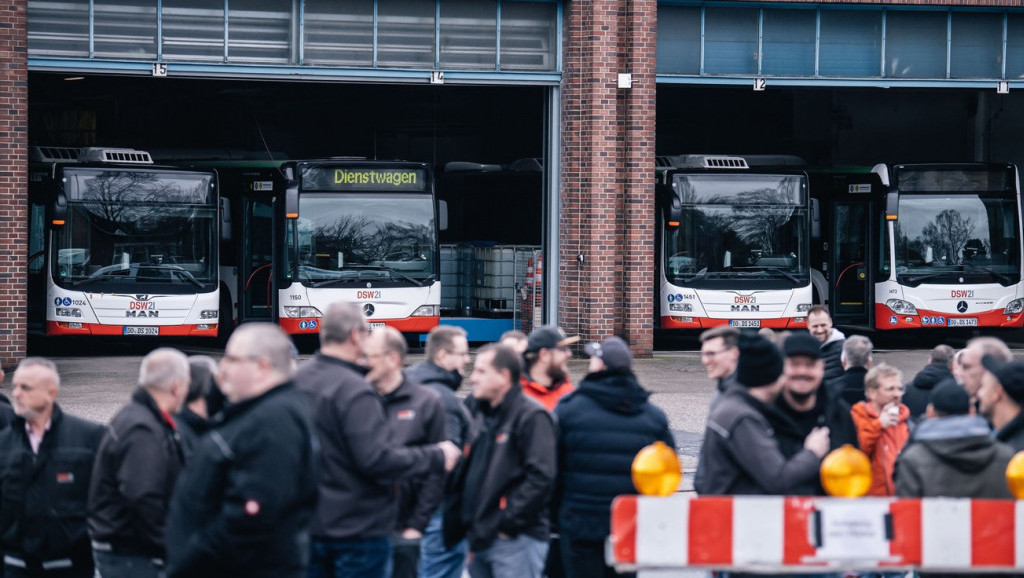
[695,333,830,496]
[88,348,189,578]
[828,335,873,406]
[446,344,556,578]
[554,336,674,578]
[978,354,1024,452]
[165,323,319,578]
[902,344,956,420]
[807,305,845,382]
[896,381,1014,498]
[175,355,218,459]
[404,325,472,578]
[294,302,460,578]
[0,358,105,578]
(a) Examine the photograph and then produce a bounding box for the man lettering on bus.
[806,305,845,383]
[0,358,105,578]
[294,302,460,578]
[521,326,578,411]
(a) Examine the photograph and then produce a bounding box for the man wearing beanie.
[895,381,1014,499]
[554,336,674,578]
[695,333,830,495]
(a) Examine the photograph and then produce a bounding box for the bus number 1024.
[357,290,382,299]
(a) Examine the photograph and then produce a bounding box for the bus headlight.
[885,299,918,316]
[1005,299,1024,315]
[200,309,218,319]
[412,305,439,317]
[284,306,322,318]
[796,303,811,312]
[669,303,692,312]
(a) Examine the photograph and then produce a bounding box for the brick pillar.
[0,0,28,369]
[560,0,656,356]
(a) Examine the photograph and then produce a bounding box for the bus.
[27,147,222,338]
[655,155,816,331]
[813,163,1024,331]
[182,157,441,340]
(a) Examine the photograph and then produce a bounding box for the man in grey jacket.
[695,333,830,496]
[294,302,461,578]
[896,381,1014,498]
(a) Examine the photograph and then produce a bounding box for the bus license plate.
[368,323,386,329]
[123,327,159,335]
[947,318,978,327]
[729,320,761,328]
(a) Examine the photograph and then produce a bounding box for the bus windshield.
[893,194,1021,287]
[52,168,217,293]
[664,174,809,288]
[288,193,437,286]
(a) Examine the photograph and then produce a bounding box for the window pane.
[28,0,90,58]
[762,9,815,76]
[228,0,292,64]
[163,0,224,61]
[704,7,757,75]
[1009,14,1024,79]
[885,11,946,79]
[500,1,557,71]
[378,0,435,68]
[94,0,156,59]
[656,5,700,75]
[820,10,881,76]
[951,12,1002,79]
[304,0,373,66]
[440,0,495,69]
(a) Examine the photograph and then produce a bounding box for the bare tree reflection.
[921,209,975,265]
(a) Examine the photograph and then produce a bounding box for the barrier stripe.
[888,498,921,567]
[733,496,784,567]
[610,496,637,565]
[1016,501,1024,568]
[784,497,819,566]
[971,500,1014,567]
[921,499,972,569]
[637,496,689,566]
[689,497,733,565]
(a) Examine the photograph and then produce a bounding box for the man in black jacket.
[807,305,845,382]
[165,323,318,578]
[828,335,873,407]
[902,344,956,420]
[88,348,189,578]
[365,327,447,578]
[0,358,105,578]
[294,302,460,578]
[978,354,1024,452]
[447,344,556,578]
[554,336,674,578]
[403,325,472,578]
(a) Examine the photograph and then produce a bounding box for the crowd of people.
[0,302,1021,578]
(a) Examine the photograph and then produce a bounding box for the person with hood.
[896,381,1014,498]
[521,326,579,411]
[851,363,911,496]
[404,325,472,578]
[553,336,674,578]
[807,305,845,383]
[901,344,956,420]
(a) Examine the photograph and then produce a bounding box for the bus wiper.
[142,265,205,289]
[72,272,125,286]
[899,271,955,285]
[348,265,425,287]
[310,277,364,288]
[756,267,800,284]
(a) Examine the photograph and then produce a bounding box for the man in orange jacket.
[851,362,911,496]
[520,326,579,411]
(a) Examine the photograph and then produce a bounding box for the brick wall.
[0,0,27,369]
[561,0,656,357]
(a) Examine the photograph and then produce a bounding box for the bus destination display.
[302,166,428,192]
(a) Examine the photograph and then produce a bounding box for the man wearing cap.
[695,333,830,496]
[553,337,674,578]
[769,332,858,494]
[521,326,579,411]
[896,381,1014,499]
[978,354,1024,452]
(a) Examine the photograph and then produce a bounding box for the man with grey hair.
[902,344,957,420]
[828,334,874,406]
[166,323,318,578]
[89,348,190,578]
[0,357,104,577]
[294,302,460,578]
[959,336,1013,408]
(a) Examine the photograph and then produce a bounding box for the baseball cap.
[584,336,633,372]
[526,325,580,353]
[928,380,970,416]
[783,331,822,359]
[981,354,1024,405]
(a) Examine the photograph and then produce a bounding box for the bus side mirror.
[49,182,67,227]
[220,198,232,240]
[810,198,821,239]
[285,180,299,219]
[885,190,899,221]
[438,200,449,231]
[656,183,681,228]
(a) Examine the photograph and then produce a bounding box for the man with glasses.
[165,323,318,578]
[699,326,740,410]
[406,325,473,578]
[521,326,579,411]
[294,302,461,578]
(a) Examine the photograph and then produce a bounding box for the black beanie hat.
[737,332,784,388]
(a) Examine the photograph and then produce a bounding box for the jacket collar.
[315,352,369,376]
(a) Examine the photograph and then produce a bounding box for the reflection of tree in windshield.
[79,171,205,236]
[731,186,797,254]
[310,217,432,266]
[900,209,976,266]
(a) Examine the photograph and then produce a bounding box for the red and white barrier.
[610,495,1024,573]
